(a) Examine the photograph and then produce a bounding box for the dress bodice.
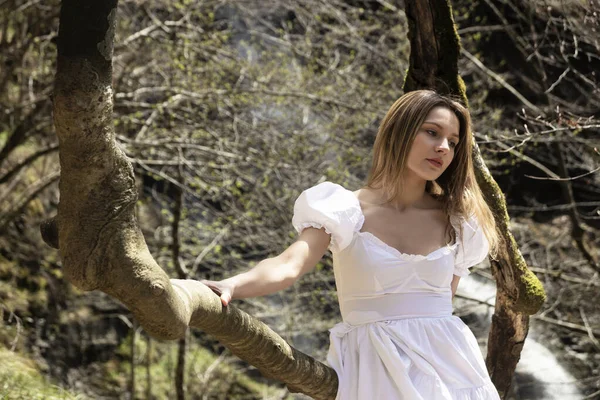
[292,182,489,325]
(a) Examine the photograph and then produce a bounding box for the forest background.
[0,0,599,399]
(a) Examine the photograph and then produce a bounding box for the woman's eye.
[449,141,458,148]
[427,129,437,136]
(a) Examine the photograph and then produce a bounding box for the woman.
[202,90,502,399]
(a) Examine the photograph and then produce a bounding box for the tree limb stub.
[404,0,466,104]
[40,217,59,249]
[485,288,530,396]
[49,1,340,398]
[403,0,546,397]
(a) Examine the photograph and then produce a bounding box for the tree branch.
[0,171,59,231]
[45,1,340,398]
[0,143,58,185]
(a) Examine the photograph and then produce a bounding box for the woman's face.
[405,106,460,182]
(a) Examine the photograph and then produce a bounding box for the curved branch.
[48,1,339,398]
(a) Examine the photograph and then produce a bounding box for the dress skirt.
[327,316,501,400]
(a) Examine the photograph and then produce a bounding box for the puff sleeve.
[453,215,490,277]
[292,182,364,253]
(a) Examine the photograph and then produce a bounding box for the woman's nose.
[436,139,450,153]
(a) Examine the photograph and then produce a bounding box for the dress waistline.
[339,291,453,326]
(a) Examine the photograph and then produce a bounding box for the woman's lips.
[427,158,442,168]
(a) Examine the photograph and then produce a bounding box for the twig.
[116,86,365,112]
[582,389,600,399]
[476,133,560,179]
[191,225,230,275]
[579,307,600,351]
[374,0,398,12]
[533,315,600,337]
[545,67,571,94]
[508,201,600,212]
[0,143,59,184]
[199,351,227,396]
[528,267,600,287]
[7,310,22,351]
[0,171,60,229]
[127,158,225,167]
[525,165,600,181]
[135,94,184,140]
[454,293,495,307]
[132,159,206,203]
[118,135,241,159]
[458,25,516,35]
[461,48,544,115]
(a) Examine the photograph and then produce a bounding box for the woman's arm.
[451,275,461,298]
[201,227,330,306]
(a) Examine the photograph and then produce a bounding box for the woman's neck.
[366,175,431,210]
[391,174,428,209]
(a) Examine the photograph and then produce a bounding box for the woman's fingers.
[200,279,221,295]
[201,280,232,307]
[220,291,231,306]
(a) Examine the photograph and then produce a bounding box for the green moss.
[0,130,7,147]
[0,347,84,399]
[516,269,547,315]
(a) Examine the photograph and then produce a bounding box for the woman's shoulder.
[306,181,355,194]
[452,212,490,275]
[297,181,359,206]
[306,180,349,191]
[450,212,480,230]
[450,213,488,254]
[292,181,364,252]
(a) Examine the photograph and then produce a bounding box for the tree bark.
[404,0,466,104]
[146,335,152,400]
[176,334,187,400]
[130,323,137,400]
[402,1,546,397]
[173,182,187,400]
[48,1,339,399]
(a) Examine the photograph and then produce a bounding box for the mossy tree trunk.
[403,0,547,397]
[47,1,338,399]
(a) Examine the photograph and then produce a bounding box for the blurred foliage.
[0,348,84,400]
[107,332,290,400]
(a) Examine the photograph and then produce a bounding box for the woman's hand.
[201,279,235,306]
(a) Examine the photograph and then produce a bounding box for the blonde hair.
[367,90,500,257]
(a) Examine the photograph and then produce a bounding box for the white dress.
[292,182,501,400]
